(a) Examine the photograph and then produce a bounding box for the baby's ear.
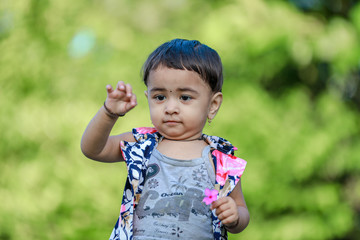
[208,92,223,120]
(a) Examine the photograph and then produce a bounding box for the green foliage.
[211,84,359,239]
[1,0,360,239]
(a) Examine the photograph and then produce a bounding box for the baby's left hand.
[211,196,239,227]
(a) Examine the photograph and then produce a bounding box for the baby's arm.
[211,179,250,233]
[81,81,137,162]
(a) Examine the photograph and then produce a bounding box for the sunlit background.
[1,0,360,239]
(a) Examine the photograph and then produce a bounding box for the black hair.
[142,38,223,92]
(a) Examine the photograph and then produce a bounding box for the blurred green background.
[1,0,360,239]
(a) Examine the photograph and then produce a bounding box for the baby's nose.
[165,98,179,114]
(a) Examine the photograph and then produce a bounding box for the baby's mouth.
[164,120,181,125]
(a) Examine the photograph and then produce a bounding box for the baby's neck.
[162,136,203,142]
[156,138,208,160]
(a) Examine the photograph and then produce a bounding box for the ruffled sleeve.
[132,127,161,142]
[212,150,246,186]
[204,133,247,194]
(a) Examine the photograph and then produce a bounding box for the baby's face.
[145,66,214,140]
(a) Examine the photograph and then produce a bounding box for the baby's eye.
[154,95,166,101]
[180,95,192,101]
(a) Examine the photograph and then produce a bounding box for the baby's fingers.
[116,81,126,92]
[125,93,137,112]
[218,208,237,224]
[130,92,137,106]
[107,83,124,100]
[124,83,133,97]
[211,197,228,211]
[115,81,134,99]
[106,84,114,94]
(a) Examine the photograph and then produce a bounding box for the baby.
[81,38,249,240]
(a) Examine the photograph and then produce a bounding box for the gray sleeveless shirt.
[133,145,215,239]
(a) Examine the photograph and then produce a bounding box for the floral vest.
[109,127,247,240]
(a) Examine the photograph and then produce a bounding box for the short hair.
[142,39,223,92]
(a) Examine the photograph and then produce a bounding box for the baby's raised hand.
[211,196,239,228]
[105,81,137,116]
